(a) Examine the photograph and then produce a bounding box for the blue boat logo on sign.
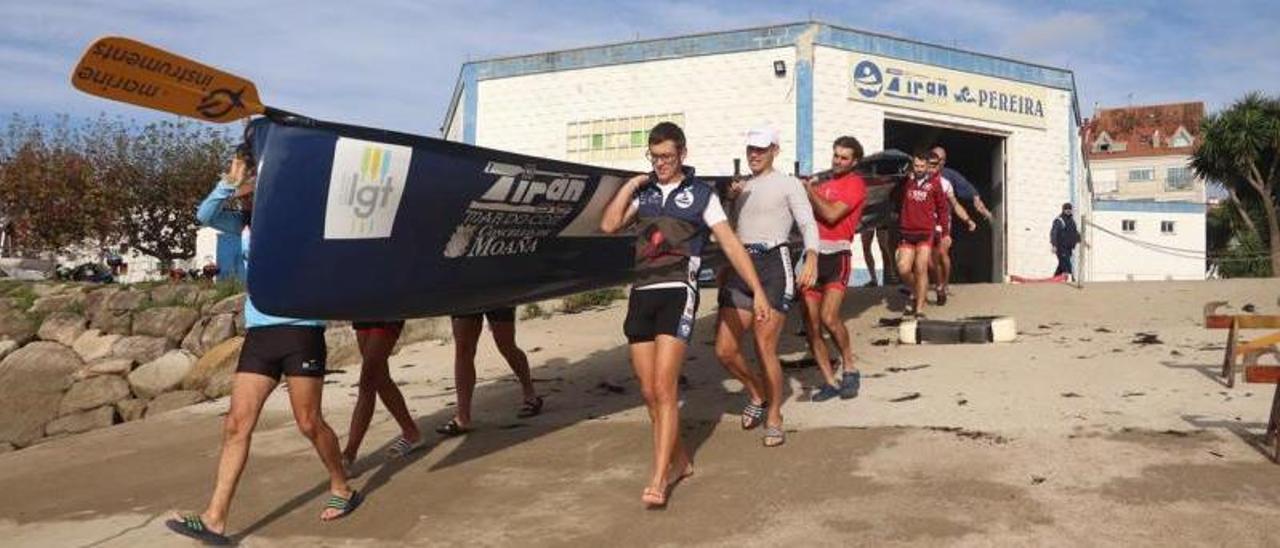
[853,61,883,99]
[323,138,413,239]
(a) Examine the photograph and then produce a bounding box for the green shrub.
[560,288,625,314]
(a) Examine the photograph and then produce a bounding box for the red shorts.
[803,251,851,299]
[351,320,405,338]
[897,231,935,249]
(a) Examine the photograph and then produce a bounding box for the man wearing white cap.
[715,125,819,448]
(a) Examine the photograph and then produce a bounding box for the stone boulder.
[183,336,243,395]
[128,350,195,399]
[105,289,148,312]
[37,312,88,347]
[200,314,236,353]
[72,329,121,362]
[0,342,82,447]
[74,358,135,380]
[31,283,63,298]
[112,335,174,364]
[90,289,148,335]
[0,339,17,361]
[396,317,452,350]
[325,324,360,368]
[83,287,119,319]
[149,284,200,307]
[89,307,132,336]
[0,308,36,345]
[59,375,132,415]
[207,294,245,316]
[133,306,199,343]
[45,406,116,436]
[29,293,83,315]
[146,390,206,417]
[181,317,205,354]
[234,313,246,336]
[116,399,147,422]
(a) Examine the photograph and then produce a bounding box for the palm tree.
[1192,92,1280,276]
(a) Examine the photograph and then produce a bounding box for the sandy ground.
[1,279,1278,546]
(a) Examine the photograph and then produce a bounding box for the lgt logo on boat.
[324,137,413,239]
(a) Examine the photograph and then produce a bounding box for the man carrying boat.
[600,122,771,507]
[715,126,820,447]
[801,136,867,402]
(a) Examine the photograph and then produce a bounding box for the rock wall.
[0,281,452,450]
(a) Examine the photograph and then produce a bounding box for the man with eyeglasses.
[716,126,819,448]
[600,121,771,507]
[926,146,977,305]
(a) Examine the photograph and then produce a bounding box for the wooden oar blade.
[71,36,265,123]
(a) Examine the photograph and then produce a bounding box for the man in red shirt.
[896,150,949,316]
[802,136,867,401]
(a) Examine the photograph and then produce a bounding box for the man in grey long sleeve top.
[716,126,818,448]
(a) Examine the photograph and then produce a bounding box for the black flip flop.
[435,418,471,437]
[166,515,231,545]
[517,395,544,418]
[322,490,363,521]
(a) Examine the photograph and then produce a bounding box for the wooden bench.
[1203,301,1280,388]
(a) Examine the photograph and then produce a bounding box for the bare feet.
[668,454,694,487]
[641,486,666,508]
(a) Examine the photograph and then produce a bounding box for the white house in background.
[442,21,1092,283]
[1083,102,1207,281]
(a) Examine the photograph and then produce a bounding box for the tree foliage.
[1191,92,1280,277]
[0,115,231,267]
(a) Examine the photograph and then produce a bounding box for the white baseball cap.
[745,127,780,148]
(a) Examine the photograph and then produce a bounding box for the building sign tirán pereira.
[849,53,1048,129]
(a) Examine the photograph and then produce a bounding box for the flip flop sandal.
[165,514,231,545]
[386,436,426,458]
[322,490,364,521]
[434,419,470,437]
[517,395,544,418]
[763,425,786,447]
[741,400,767,430]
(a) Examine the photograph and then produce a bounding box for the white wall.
[473,47,799,176]
[1090,154,1205,203]
[1088,208,1206,281]
[812,45,1077,281]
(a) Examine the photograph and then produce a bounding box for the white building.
[443,22,1091,283]
[1084,102,1207,281]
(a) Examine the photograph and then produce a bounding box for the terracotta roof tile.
[1084,102,1204,160]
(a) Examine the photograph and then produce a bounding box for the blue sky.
[2,0,1277,136]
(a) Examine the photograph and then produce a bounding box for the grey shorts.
[717,244,793,313]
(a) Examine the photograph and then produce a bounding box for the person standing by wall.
[1051,203,1080,281]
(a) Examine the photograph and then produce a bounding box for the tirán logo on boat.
[323,137,413,240]
[443,162,589,259]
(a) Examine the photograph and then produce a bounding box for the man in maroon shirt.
[895,150,949,316]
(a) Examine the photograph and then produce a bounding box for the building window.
[567,113,685,163]
[1165,167,1193,191]
[1122,219,1136,233]
[1160,221,1175,234]
[1128,168,1154,182]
